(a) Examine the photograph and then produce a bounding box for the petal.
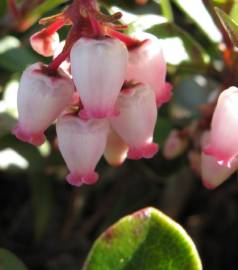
[13,63,74,145]
[70,37,128,119]
[56,115,109,186]
[110,84,158,159]
[201,131,238,189]
[204,87,238,166]
[104,127,128,166]
[126,32,171,106]
[30,30,60,57]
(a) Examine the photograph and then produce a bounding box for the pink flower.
[56,115,109,187]
[110,84,158,160]
[70,37,128,119]
[12,63,74,146]
[203,87,238,167]
[104,127,128,167]
[201,131,238,189]
[126,32,172,107]
[163,129,188,160]
[30,30,60,57]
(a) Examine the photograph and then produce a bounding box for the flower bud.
[126,32,172,107]
[201,131,238,189]
[13,63,74,145]
[56,116,109,186]
[70,37,128,119]
[163,129,188,160]
[104,127,128,166]
[203,87,238,167]
[30,30,60,57]
[110,84,158,160]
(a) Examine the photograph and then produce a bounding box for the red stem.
[48,50,69,71]
[106,28,142,49]
[48,24,81,72]
[8,0,21,19]
[45,18,66,35]
[88,13,102,37]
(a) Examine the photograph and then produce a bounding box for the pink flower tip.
[203,144,232,168]
[66,171,99,187]
[202,180,216,190]
[128,143,159,160]
[79,108,120,120]
[156,82,173,107]
[12,124,45,146]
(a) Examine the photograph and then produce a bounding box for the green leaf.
[83,207,202,270]
[0,248,27,270]
[173,0,221,42]
[0,0,7,18]
[146,23,209,68]
[0,36,38,72]
[215,7,238,47]
[154,0,174,21]
[23,0,68,27]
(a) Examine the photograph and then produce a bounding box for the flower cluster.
[12,0,172,187]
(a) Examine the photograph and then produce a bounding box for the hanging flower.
[126,32,172,107]
[56,115,109,186]
[203,87,238,168]
[12,63,74,145]
[70,37,128,119]
[110,83,158,160]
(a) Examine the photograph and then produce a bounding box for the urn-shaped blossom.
[201,131,238,189]
[30,30,60,57]
[104,127,128,166]
[110,84,158,160]
[70,37,128,119]
[12,63,74,145]
[56,116,109,186]
[203,87,238,167]
[126,32,171,107]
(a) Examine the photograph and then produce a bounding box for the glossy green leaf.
[0,248,27,270]
[215,7,238,47]
[83,207,202,270]
[146,23,209,68]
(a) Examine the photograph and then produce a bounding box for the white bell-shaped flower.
[126,32,171,107]
[110,84,158,160]
[56,115,109,186]
[13,63,74,145]
[70,37,128,119]
[203,87,238,167]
